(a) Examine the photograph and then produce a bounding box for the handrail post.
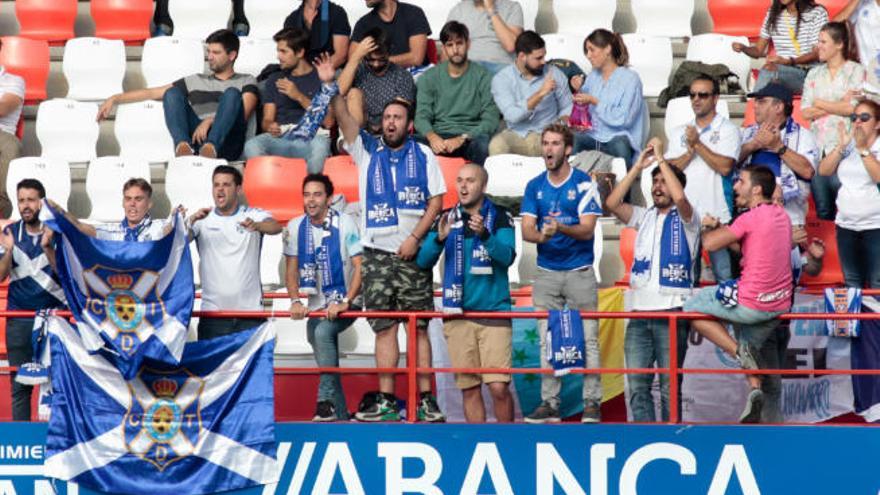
[406,313,418,423]
[669,314,680,424]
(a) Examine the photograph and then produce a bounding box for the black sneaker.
[581,401,601,423]
[417,392,446,422]
[312,400,336,422]
[354,392,401,422]
[739,388,764,423]
[525,401,561,424]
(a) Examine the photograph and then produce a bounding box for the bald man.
[417,163,517,422]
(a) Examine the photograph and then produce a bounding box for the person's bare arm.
[330,35,350,68]
[658,159,694,221]
[332,94,360,145]
[692,141,735,175]
[389,35,428,68]
[0,93,22,118]
[486,0,522,53]
[242,91,259,121]
[732,38,769,59]
[0,233,13,281]
[557,214,598,241]
[780,148,816,180]
[520,215,545,244]
[702,226,739,252]
[340,37,375,95]
[834,0,860,20]
[46,199,97,237]
[97,84,172,120]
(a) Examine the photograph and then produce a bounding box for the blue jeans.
[415,133,491,166]
[695,240,734,283]
[624,315,689,422]
[474,60,508,76]
[163,86,247,160]
[243,133,331,173]
[307,317,355,419]
[836,226,880,289]
[754,64,808,94]
[573,133,635,167]
[811,172,841,221]
[6,318,34,421]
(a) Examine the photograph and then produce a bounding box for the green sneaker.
[417,393,446,422]
[354,392,401,422]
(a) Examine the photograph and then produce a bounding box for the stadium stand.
[90,0,153,42]
[685,33,753,89]
[62,37,127,101]
[663,96,731,141]
[322,155,360,204]
[164,156,225,213]
[140,37,207,88]
[85,156,152,222]
[631,0,693,38]
[621,34,673,98]
[6,157,71,220]
[242,0,296,40]
[615,226,636,285]
[542,33,590,73]
[408,0,450,39]
[243,156,309,222]
[14,0,77,43]
[484,154,545,197]
[0,36,49,103]
[260,233,284,287]
[520,0,539,30]
[236,37,278,77]
[35,99,100,162]
[113,101,176,163]
[801,219,846,288]
[438,156,467,210]
[706,0,769,37]
[167,0,234,40]
[553,0,615,35]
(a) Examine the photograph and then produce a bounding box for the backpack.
[658,60,744,108]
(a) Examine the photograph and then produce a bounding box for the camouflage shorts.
[362,248,433,332]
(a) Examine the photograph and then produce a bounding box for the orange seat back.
[438,157,467,210]
[243,156,308,223]
[817,0,849,18]
[323,155,360,205]
[801,219,845,288]
[616,227,637,286]
[0,36,49,103]
[15,0,77,43]
[91,0,153,42]
[742,96,809,129]
[707,0,770,37]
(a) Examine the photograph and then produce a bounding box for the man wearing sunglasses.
[665,75,741,283]
[737,83,819,227]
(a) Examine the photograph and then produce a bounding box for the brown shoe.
[175,142,194,157]
[199,142,217,158]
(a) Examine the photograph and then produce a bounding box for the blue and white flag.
[41,202,193,378]
[852,297,880,422]
[43,316,279,494]
[546,309,585,377]
[824,287,862,337]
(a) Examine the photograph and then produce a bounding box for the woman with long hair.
[571,29,647,167]
[732,0,829,93]
[818,100,880,288]
[802,21,866,220]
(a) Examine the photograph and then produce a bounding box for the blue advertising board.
[0,422,877,494]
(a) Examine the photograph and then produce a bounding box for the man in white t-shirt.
[608,138,700,422]
[188,165,281,340]
[331,95,447,422]
[0,40,24,218]
[284,173,363,422]
[666,76,741,282]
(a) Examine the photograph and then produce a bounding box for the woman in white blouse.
[818,100,880,288]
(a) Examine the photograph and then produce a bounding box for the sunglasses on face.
[689,91,713,100]
[850,112,875,123]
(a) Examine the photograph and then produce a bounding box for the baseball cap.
[747,82,793,104]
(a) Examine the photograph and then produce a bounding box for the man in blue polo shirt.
[521,123,604,423]
[0,179,66,420]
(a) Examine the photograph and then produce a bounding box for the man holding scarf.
[285,173,363,422]
[607,138,700,422]
[332,95,446,422]
[521,123,604,423]
[416,163,516,423]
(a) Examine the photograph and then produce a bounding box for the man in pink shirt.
[684,165,793,423]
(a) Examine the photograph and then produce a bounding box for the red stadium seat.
[817,0,849,18]
[708,0,770,37]
[243,156,308,223]
[801,219,845,288]
[322,155,360,205]
[15,0,77,44]
[0,36,49,103]
[438,157,467,209]
[91,0,153,43]
[742,96,810,129]
[615,227,637,286]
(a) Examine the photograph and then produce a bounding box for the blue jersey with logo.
[4,221,66,311]
[521,168,603,271]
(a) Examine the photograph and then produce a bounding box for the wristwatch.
[859,148,871,158]
[341,297,350,305]
[776,145,788,155]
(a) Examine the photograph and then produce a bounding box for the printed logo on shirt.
[567,188,576,201]
[756,287,792,303]
[709,130,721,145]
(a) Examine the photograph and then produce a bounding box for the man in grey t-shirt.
[98,29,259,161]
[447,0,524,74]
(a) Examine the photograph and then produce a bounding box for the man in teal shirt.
[417,163,516,422]
[414,21,500,165]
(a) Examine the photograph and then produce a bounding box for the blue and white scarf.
[282,81,339,141]
[14,310,52,386]
[297,211,347,304]
[441,200,497,314]
[364,135,429,233]
[630,207,693,295]
[546,309,585,376]
[825,287,862,337]
[748,119,805,203]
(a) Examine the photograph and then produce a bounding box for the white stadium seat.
[236,37,277,77]
[168,0,233,40]
[85,156,151,222]
[141,37,205,88]
[165,156,226,213]
[191,247,202,286]
[260,232,284,287]
[610,157,627,183]
[408,0,449,38]
[7,157,71,220]
[272,296,313,355]
[510,218,523,285]
[542,33,589,72]
[640,162,658,210]
[593,218,604,284]
[243,0,296,39]
[36,99,99,162]
[554,0,614,35]
[519,0,538,30]
[631,0,694,38]
[347,318,376,355]
[335,0,371,27]
[114,101,175,163]
[63,37,126,101]
[621,34,673,98]
[686,34,752,89]
[485,154,546,197]
[664,96,730,141]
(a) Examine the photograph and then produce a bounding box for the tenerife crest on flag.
[41,201,193,378]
